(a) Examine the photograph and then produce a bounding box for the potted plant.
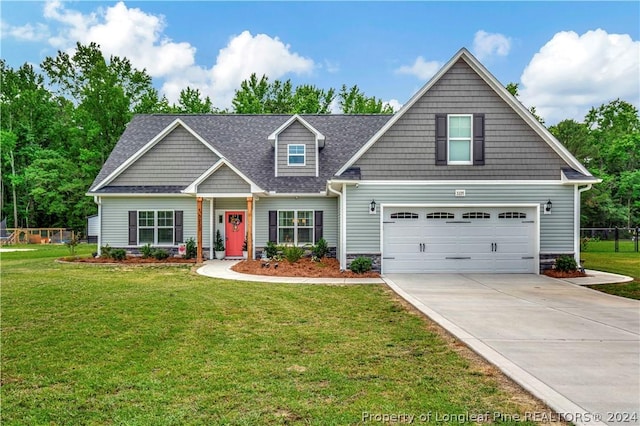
[214,230,225,260]
[242,234,248,259]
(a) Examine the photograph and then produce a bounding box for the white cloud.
[472,30,511,60]
[0,20,49,41]
[384,99,403,112]
[395,56,442,80]
[519,29,640,124]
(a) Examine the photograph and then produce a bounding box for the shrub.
[264,241,279,259]
[111,249,127,261]
[242,235,248,252]
[312,238,329,260]
[283,245,304,263]
[152,249,169,261]
[65,236,80,255]
[100,245,112,259]
[349,256,372,274]
[141,243,154,259]
[184,238,197,259]
[555,255,577,272]
[214,230,225,252]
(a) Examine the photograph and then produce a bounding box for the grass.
[0,245,552,425]
[581,240,640,300]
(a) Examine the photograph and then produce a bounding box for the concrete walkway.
[384,273,639,426]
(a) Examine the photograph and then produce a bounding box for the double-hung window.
[138,210,174,245]
[288,144,305,166]
[448,114,472,164]
[278,210,313,245]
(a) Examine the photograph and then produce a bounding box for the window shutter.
[268,210,277,242]
[473,114,485,166]
[314,211,323,242]
[435,114,447,165]
[128,211,137,245]
[174,211,183,243]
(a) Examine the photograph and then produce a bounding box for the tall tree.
[173,87,215,113]
[338,85,393,114]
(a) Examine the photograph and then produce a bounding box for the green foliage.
[184,237,197,259]
[349,256,373,274]
[264,241,279,259]
[111,249,127,261]
[65,236,79,255]
[152,249,169,261]
[100,245,112,259]
[312,238,329,260]
[555,255,578,272]
[339,84,394,114]
[140,243,154,259]
[214,230,225,252]
[242,234,248,251]
[283,245,304,263]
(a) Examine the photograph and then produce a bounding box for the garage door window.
[390,212,419,219]
[499,212,527,219]
[426,212,455,219]
[462,212,490,219]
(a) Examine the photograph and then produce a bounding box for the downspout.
[576,184,593,267]
[94,196,102,256]
[327,182,346,270]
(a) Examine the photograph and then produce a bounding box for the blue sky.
[1,1,639,124]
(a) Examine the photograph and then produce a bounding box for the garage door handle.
[446,257,471,260]
[383,257,396,259]
[522,256,534,259]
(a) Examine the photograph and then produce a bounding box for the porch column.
[197,197,203,263]
[246,197,253,260]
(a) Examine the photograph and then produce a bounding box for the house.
[87,48,599,274]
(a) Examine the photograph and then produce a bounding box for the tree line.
[1,42,638,232]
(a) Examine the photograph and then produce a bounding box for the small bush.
[152,249,169,261]
[265,241,279,258]
[184,238,197,259]
[141,243,154,259]
[555,255,577,272]
[283,245,304,263]
[100,245,112,259]
[312,238,329,260]
[65,236,80,255]
[349,256,372,274]
[111,249,127,261]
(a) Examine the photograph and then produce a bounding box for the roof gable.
[268,114,325,148]
[183,159,260,195]
[336,48,593,178]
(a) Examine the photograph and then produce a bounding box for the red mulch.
[543,269,588,278]
[66,256,196,264]
[232,257,379,278]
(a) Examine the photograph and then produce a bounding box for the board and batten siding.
[352,59,568,181]
[345,184,575,254]
[111,126,219,187]
[254,197,338,248]
[197,164,250,193]
[100,197,210,247]
[277,121,317,177]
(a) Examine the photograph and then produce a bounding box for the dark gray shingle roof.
[90,114,391,194]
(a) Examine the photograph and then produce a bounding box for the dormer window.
[288,144,305,166]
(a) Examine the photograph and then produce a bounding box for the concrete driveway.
[384,274,640,426]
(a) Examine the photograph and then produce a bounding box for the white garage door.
[383,207,537,273]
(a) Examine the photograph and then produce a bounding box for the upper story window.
[288,144,305,166]
[448,114,472,165]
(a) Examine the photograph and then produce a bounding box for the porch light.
[369,200,377,214]
[545,199,553,214]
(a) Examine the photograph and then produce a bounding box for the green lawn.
[581,240,640,300]
[1,245,549,425]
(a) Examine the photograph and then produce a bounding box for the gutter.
[575,184,593,267]
[94,196,102,256]
[326,182,346,270]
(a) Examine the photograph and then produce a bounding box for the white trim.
[183,158,263,194]
[87,192,192,198]
[287,144,306,166]
[379,203,540,275]
[267,114,325,146]
[195,193,253,198]
[209,199,214,260]
[329,179,576,186]
[336,48,593,178]
[93,118,224,190]
[96,196,102,256]
[576,184,593,265]
[447,114,473,165]
[341,183,347,269]
[274,134,279,177]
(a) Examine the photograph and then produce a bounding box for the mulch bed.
[543,269,589,278]
[232,257,380,278]
[63,256,196,265]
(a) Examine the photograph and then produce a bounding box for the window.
[448,115,472,164]
[462,212,490,219]
[390,212,419,219]
[138,210,174,245]
[499,212,527,219]
[288,144,305,165]
[426,212,455,219]
[278,210,313,244]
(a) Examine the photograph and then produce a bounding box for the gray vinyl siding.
[111,126,219,187]
[254,197,338,247]
[345,183,575,254]
[214,198,247,210]
[353,59,568,180]
[100,196,210,248]
[198,164,250,193]
[277,121,317,177]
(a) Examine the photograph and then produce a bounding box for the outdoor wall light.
[544,199,553,214]
[369,200,377,214]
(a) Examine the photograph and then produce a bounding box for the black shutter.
[128,211,137,245]
[435,114,447,165]
[174,211,183,243]
[473,114,485,166]
[314,211,323,242]
[268,210,277,242]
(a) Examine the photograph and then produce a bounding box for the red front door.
[225,211,245,257]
